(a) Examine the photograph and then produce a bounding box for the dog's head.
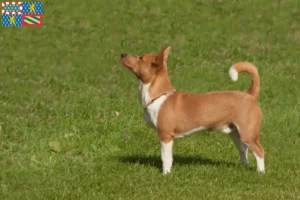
[120,46,171,83]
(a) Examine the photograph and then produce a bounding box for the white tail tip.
[229,67,238,81]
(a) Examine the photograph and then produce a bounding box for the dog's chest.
[138,82,167,130]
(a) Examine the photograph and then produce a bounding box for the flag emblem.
[1,2,42,27]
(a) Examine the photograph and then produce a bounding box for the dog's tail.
[229,62,260,99]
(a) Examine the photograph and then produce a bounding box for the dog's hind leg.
[247,139,265,173]
[229,129,249,166]
[238,123,265,173]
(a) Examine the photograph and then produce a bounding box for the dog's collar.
[144,90,175,109]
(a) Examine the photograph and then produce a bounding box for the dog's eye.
[139,56,143,61]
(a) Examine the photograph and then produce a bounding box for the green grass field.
[1,0,300,199]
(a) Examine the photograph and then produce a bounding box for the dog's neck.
[138,70,174,107]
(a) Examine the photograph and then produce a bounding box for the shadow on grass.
[118,154,238,170]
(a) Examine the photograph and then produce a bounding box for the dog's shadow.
[118,154,239,171]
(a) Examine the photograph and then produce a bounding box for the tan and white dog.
[120,46,264,174]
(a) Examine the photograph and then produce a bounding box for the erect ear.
[155,46,171,67]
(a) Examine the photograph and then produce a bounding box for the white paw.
[162,169,171,175]
[257,168,265,173]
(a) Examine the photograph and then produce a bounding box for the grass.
[1,0,300,199]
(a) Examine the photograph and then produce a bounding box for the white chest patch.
[138,81,151,105]
[139,81,168,130]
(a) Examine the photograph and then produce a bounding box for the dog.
[120,46,264,174]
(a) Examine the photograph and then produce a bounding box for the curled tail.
[228,62,260,99]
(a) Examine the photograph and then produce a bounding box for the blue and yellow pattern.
[2,14,22,26]
[23,2,42,14]
[2,2,43,27]
[23,15,41,25]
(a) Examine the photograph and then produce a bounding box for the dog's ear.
[154,46,171,67]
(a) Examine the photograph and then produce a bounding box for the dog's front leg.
[160,138,174,175]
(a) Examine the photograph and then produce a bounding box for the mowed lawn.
[1,0,300,199]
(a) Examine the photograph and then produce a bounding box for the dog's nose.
[121,53,127,58]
